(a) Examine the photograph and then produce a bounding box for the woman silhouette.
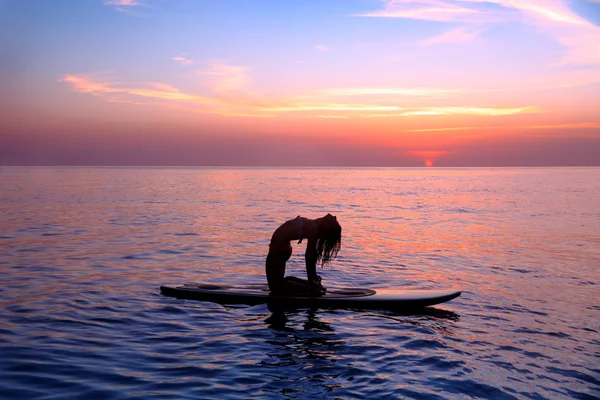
[266,214,341,295]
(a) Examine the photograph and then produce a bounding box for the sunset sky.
[1,0,599,166]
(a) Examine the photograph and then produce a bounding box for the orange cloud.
[402,106,538,116]
[359,106,538,117]
[406,122,600,132]
[61,72,275,117]
[60,75,218,106]
[259,104,400,112]
[60,68,540,120]
[321,87,459,96]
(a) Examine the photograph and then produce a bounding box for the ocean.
[1,166,598,399]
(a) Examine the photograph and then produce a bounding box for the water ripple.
[1,167,599,399]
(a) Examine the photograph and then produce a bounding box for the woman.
[266,214,342,295]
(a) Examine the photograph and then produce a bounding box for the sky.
[1,0,599,166]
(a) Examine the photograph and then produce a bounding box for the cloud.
[259,104,400,112]
[501,0,588,26]
[357,0,600,65]
[321,87,460,96]
[405,122,600,132]
[197,63,252,94]
[355,0,483,22]
[418,27,485,46]
[172,57,195,66]
[314,45,329,52]
[256,104,536,116]
[401,106,538,116]
[104,0,145,16]
[61,66,272,117]
[60,74,217,106]
[548,26,600,66]
[319,73,600,98]
[104,0,143,6]
[356,0,589,25]
[60,67,539,119]
[478,0,600,65]
[359,106,537,117]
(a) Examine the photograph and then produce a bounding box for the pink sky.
[1,0,599,166]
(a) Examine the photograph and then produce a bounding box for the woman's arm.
[305,237,318,281]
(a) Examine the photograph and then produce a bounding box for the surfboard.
[160,283,461,310]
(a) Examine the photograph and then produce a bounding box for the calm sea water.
[1,167,598,399]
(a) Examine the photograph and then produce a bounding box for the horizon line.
[2,164,599,169]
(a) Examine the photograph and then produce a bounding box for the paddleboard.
[160,283,461,310]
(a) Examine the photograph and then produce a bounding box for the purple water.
[1,167,598,399]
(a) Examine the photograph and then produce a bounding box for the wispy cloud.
[172,57,195,66]
[61,74,217,106]
[197,63,252,94]
[61,67,538,119]
[104,0,143,6]
[505,1,588,26]
[418,27,485,46]
[104,0,145,16]
[61,64,271,117]
[356,0,590,25]
[483,0,600,66]
[321,87,459,96]
[548,26,600,66]
[357,0,600,65]
[401,106,538,116]
[319,74,600,97]
[259,104,400,112]
[355,0,483,22]
[405,122,600,132]
[314,45,329,52]
[359,106,537,118]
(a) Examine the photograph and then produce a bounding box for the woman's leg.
[266,249,325,295]
[280,276,326,295]
[265,249,289,291]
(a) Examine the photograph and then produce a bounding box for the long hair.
[316,215,342,267]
